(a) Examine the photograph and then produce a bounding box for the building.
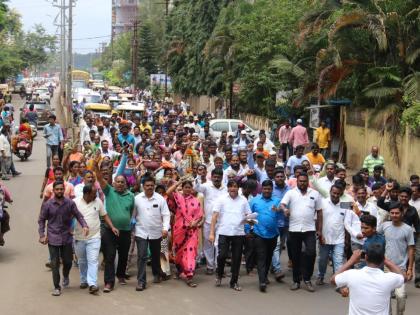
[112,0,139,37]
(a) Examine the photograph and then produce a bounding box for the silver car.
[209,119,261,140]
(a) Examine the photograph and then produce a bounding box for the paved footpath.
[0,95,419,315]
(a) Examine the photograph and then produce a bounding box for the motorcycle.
[13,133,32,161]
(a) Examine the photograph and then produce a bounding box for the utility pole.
[132,20,139,93]
[52,0,67,92]
[66,0,75,139]
[164,0,169,97]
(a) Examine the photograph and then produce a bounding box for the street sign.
[309,106,320,129]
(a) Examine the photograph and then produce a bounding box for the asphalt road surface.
[0,95,419,315]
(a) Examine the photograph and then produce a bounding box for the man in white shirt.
[133,176,170,291]
[332,244,405,315]
[0,128,12,180]
[286,145,309,177]
[281,173,322,292]
[209,180,251,291]
[253,132,274,152]
[316,184,361,285]
[74,184,119,294]
[80,117,98,144]
[313,162,336,193]
[194,167,227,275]
[100,140,120,160]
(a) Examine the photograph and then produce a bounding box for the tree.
[138,22,158,75]
[298,0,420,163]
[18,24,57,72]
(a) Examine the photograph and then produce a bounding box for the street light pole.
[66,0,75,139]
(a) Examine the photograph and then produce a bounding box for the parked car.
[20,101,52,127]
[209,119,262,139]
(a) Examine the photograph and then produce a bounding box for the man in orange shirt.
[306,144,326,169]
[43,166,75,202]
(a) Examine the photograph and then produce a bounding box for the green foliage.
[0,2,56,81]
[94,0,167,88]
[401,101,420,130]
[166,0,309,114]
[138,22,158,75]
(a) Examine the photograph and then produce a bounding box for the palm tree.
[298,0,420,164]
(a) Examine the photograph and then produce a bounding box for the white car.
[209,119,261,140]
[34,88,51,102]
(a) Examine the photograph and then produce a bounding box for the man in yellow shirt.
[315,121,331,158]
[306,144,326,169]
[139,116,152,134]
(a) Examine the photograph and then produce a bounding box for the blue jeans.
[317,243,344,279]
[74,238,101,286]
[271,227,287,273]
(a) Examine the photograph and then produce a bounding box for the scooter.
[14,134,32,161]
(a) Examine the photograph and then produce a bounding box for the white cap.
[297,118,303,124]
[269,150,277,155]
[241,130,247,135]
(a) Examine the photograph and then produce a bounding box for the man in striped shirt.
[363,146,385,176]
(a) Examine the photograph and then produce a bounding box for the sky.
[8,0,112,53]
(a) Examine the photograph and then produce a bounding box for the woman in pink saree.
[167,180,203,287]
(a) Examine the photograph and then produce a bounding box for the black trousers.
[217,235,244,286]
[101,228,131,285]
[244,232,256,273]
[289,231,317,283]
[48,243,73,289]
[135,237,161,285]
[254,235,277,285]
[281,143,293,162]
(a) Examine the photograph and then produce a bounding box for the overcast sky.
[9,0,112,53]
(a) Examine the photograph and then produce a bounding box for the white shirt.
[223,165,249,185]
[253,138,274,151]
[74,197,106,240]
[101,148,120,160]
[80,125,98,144]
[409,198,420,213]
[194,179,228,224]
[321,198,360,244]
[213,194,251,236]
[316,176,336,194]
[0,134,11,157]
[335,267,404,315]
[281,187,322,232]
[134,192,170,239]
[356,201,378,219]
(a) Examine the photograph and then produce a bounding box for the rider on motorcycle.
[18,118,33,141]
[24,104,38,128]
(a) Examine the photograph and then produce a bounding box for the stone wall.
[238,112,271,131]
[344,108,420,182]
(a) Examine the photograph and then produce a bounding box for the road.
[0,95,419,315]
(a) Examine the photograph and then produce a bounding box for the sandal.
[186,279,197,288]
[230,283,242,291]
[215,278,222,287]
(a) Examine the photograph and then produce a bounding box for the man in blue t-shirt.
[361,214,385,268]
[250,179,281,293]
